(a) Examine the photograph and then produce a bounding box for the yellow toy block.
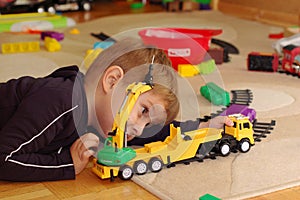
[1,41,40,54]
[84,48,103,69]
[178,64,199,77]
[69,28,80,34]
[45,37,61,52]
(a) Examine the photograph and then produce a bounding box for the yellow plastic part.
[92,158,118,179]
[1,41,40,54]
[84,48,103,69]
[178,64,199,77]
[69,28,80,34]
[225,114,255,144]
[111,82,152,149]
[45,37,61,52]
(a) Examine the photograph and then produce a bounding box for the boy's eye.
[142,107,149,114]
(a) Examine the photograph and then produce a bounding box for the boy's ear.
[102,65,124,93]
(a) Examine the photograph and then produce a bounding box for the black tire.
[133,160,148,175]
[148,157,163,173]
[118,165,134,180]
[219,141,231,156]
[238,138,251,153]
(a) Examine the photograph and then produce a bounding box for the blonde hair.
[85,38,179,125]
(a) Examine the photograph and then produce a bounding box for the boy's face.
[126,90,167,141]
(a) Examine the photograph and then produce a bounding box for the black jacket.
[0,66,88,181]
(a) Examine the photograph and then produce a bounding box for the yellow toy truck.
[91,62,258,181]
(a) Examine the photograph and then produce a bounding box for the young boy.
[0,38,231,182]
[0,38,180,181]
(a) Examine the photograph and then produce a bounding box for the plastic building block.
[84,48,103,69]
[130,2,144,9]
[69,28,80,34]
[41,31,64,41]
[178,64,199,77]
[199,193,220,200]
[1,41,40,54]
[219,104,256,123]
[44,37,61,52]
[93,41,115,49]
[200,82,230,106]
[208,48,224,64]
[197,59,216,74]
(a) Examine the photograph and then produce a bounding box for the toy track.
[253,120,276,142]
[231,89,253,105]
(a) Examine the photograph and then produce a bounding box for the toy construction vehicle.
[92,61,258,181]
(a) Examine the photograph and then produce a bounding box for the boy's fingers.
[83,150,94,159]
[224,117,234,126]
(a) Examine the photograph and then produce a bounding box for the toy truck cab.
[224,114,255,153]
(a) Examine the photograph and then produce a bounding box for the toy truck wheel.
[81,1,91,11]
[47,6,56,14]
[238,138,251,153]
[219,142,231,156]
[118,165,134,180]
[148,157,163,173]
[133,160,148,175]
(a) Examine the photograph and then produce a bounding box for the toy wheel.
[47,6,56,14]
[37,7,45,13]
[219,141,231,156]
[118,165,134,180]
[133,160,148,175]
[238,138,251,153]
[148,157,163,173]
[82,2,91,11]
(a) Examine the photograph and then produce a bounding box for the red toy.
[138,28,222,70]
[281,44,300,76]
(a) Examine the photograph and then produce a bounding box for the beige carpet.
[1,10,300,200]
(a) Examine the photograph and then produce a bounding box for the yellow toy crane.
[92,60,258,181]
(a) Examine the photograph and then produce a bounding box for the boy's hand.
[198,116,234,129]
[70,133,99,175]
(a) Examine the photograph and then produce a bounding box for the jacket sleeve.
[0,88,77,181]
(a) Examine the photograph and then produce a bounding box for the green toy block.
[200,82,230,106]
[199,193,221,200]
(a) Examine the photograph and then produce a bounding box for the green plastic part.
[200,82,230,106]
[97,138,136,166]
[194,0,211,4]
[197,59,216,74]
[199,193,221,200]
[130,2,144,9]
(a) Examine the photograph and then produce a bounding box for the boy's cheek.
[149,104,167,124]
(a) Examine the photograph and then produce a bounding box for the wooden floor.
[1,1,299,200]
